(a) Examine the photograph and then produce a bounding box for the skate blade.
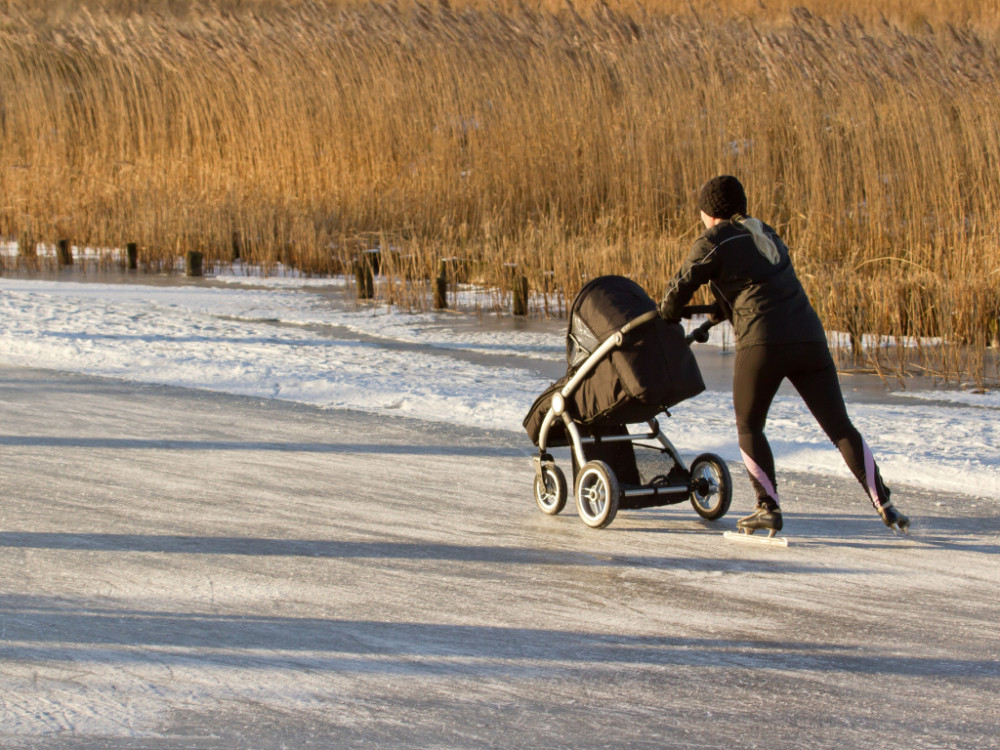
[724,530,789,547]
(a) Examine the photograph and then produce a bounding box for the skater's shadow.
[630,511,1000,555]
[0,531,853,575]
[767,512,1000,555]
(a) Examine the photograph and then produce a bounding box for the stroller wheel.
[574,460,620,529]
[534,463,567,515]
[688,453,732,520]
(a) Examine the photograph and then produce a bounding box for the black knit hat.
[697,175,747,219]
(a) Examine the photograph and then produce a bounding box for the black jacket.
[660,220,826,349]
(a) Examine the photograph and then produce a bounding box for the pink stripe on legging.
[862,438,884,508]
[740,448,778,502]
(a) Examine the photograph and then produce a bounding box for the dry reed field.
[1,0,999,382]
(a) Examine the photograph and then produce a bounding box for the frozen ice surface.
[1,367,998,749]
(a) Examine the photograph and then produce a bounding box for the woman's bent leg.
[788,345,892,511]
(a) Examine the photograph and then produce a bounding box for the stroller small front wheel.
[534,463,567,515]
[575,460,620,528]
[688,453,732,520]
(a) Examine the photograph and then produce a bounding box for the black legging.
[732,342,891,511]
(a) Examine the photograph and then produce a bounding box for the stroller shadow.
[0,434,524,458]
[622,508,1000,555]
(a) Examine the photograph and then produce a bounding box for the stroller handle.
[685,319,716,345]
[679,304,720,345]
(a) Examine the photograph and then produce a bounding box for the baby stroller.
[523,275,731,528]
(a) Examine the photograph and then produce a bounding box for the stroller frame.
[532,313,732,529]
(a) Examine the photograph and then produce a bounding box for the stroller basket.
[522,275,731,529]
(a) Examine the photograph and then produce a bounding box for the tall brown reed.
[1,2,999,383]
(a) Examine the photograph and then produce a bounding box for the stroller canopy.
[523,275,705,445]
[568,275,659,368]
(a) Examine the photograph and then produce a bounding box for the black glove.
[690,325,711,344]
[707,304,726,325]
[658,301,680,325]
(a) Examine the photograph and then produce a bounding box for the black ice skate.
[737,505,783,535]
[724,506,788,547]
[878,501,910,534]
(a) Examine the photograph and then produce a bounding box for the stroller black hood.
[567,275,660,368]
[524,275,705,446]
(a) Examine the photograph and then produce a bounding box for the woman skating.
[660,175,909,536]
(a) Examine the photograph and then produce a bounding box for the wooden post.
[512,273,529,316]
[848,307,865,362]
[434,259,448,310]
[354,256,374,299]
[126,242,138,270]
[186,250,204,277]
[57,239,73,266]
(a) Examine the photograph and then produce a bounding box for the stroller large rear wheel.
[534,463,567,515]
[688,453,732,520]
[575,460,620,528]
